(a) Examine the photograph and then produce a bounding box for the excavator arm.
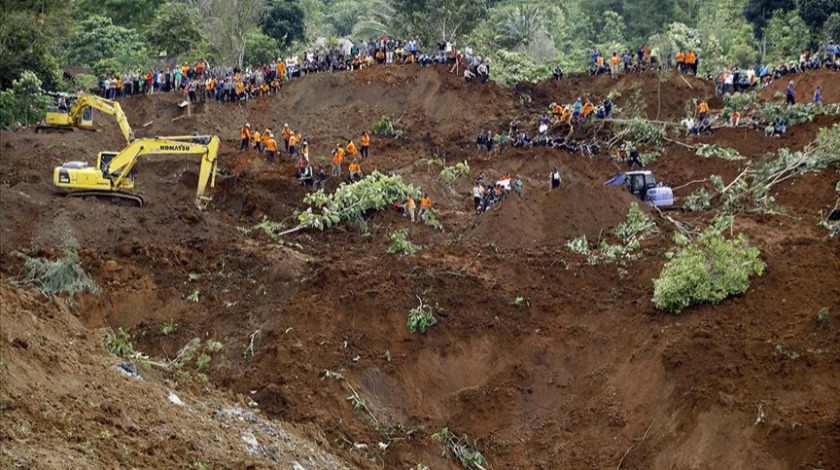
[69,95,136,143]
[54,135,220,208]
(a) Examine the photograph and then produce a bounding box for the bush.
[653,229,765,313]
[20,248,99,296]
[371,116,402,137]
[440,160,470,184]
[682,187,713,212]
[722,92,757,115]
[407,298,437,334]
[491,49,553,86]
[0,70,53,129]
[386,229,421,255]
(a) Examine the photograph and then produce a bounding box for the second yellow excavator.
[37,94,135,144]
[53,135,220,208]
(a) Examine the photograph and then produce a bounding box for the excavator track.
[35,126,96,134]
[66,191,144,207]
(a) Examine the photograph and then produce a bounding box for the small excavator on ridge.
[37,94,135,144]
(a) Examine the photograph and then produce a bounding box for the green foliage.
[440,160,470,184]
[614,203,658,240]
[70,74,99,93]
[613,118,664,146]
[262,0,307,49]
[696,144,744,160]
[346,390,366,412]
[371,116,402,137]
[764,9,811,65]
[798,0,840,27]
[431,427,487,469]
[244,32,281,66]
[761,102,840,126]
[20,246,100,296]
[75,0,158,29]
[569,203,657,263]
[566,235,590,255]
[66,16,148,71]
[683,187,714,211]
[494,5,547,49]
[146,3,203,56]
[103,328,134,357]
[386,229,421,255]
[0,70,53,128]
[297,171,420,231]
[0,7,66,89]
[407,299,437,334]
[722,92,757,115]
[653,228,766,313]
[492,50,553,85]
[161,320,179,336]
[824,12,840,40]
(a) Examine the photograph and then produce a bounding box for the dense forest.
[1,0,839,94]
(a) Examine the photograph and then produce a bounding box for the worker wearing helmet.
[240,123,250,150]
[266,134,277,164]
[281,124,292,151]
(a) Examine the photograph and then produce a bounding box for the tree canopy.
[1,0,838,91]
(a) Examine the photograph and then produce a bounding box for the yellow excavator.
[53,135,220,208]
[37,94,135,144]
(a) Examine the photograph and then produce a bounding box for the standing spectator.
[786,80,796,105]
[814,86,822,105]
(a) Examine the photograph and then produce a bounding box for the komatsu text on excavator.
[37,94,135,144]
[53,136,220,208]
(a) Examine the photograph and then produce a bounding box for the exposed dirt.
[759,69,840,104]
[1,65,839,469]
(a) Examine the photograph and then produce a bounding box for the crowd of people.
[238,121,372,192]
[95,36,494,103]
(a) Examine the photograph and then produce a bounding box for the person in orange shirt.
[675,51,685,72]
[251,129,261,151]
[235,80,245,101]
[261,129,271,153]
[346,140,358,158]
[405,195,416,222]
[348,160,362,182]
[417,193,432,223]
[730,111,741,127]
[685,51,696,75]
[360,131,371,160]
[240,123,251,150]
[609,53,620,78]
[582,100,595,119]
[281,124,292,151]
[266,134,278,164]
[288,132,299,157]
[331,144,345,176]
[596,55,605,74]
[697,100,709,120]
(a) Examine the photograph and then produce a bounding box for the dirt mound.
[1,64,839,470]
[463,183,641,249]
[759,69,840,104]
[0,281,350,469]
[518,70,716,121]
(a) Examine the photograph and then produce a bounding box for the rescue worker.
[360,132,371,160]
[418,193,432,223]
[281,124,292,151]
[346,140,358,158]
[251,128,261,151]
[288,131,299,158]
[405,195,416,222]
[261,129,271,153]
[331,143,345,176]
[697,100,709,121]
[266,134,278,164]
[348,160,362,183]
[240,123,251,150]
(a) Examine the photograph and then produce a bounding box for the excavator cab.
[624,171,674,207]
